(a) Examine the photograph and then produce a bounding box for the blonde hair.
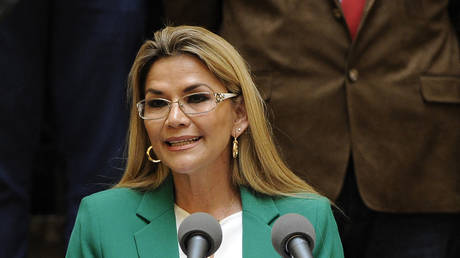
[116,25,318,196]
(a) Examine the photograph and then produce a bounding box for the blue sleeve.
[66,198,102,258]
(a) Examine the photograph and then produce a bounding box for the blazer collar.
[133,179,281,258]
[134,176,179,258]
[361,0,376,28]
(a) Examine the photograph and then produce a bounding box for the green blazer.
[66,177,344,258]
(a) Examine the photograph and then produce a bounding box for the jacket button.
[348,69,359,82]
[332,8,342,19]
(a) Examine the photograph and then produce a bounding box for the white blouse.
[174,205,243,258]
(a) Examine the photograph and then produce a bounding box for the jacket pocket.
[420,75,460,104]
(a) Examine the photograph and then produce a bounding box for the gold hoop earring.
[232,136,239,159]
[146,146,161,163]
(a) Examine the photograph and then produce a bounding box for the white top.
[175,205,243,258]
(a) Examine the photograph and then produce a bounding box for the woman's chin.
[166,159,202,175]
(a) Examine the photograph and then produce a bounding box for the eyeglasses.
[137,88,238,120]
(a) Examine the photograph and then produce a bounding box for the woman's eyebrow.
[145,83,210,95]
[145,88,163,95]
[183,84,210,93]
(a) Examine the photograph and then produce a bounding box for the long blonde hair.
[116,25,318,196]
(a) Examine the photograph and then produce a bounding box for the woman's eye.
[186,93,211,104]
[146,99,168,108]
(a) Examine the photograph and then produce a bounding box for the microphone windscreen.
[271,213,316,258]
[178,212,223,256]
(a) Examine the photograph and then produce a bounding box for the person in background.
[163,0,460,257]
[0,0,161,257]
[66,25,344,258]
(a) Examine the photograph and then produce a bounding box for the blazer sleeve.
[311,199,344,258]
[66,198,102,258]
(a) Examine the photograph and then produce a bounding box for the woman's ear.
[232,97,249,137]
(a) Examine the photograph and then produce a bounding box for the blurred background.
[1,0,459,258]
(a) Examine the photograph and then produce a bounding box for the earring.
[232,136,239,159]
[146,146,161,163]
[232,128,242,159]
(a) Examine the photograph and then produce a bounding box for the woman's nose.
[165,102,190,127]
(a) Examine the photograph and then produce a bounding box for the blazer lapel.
[132,182,282,257]
[241,187,280,258]
[360,0,376,27]
[353,0,376,40]
[134,177,180,258]
[364,0,376,13]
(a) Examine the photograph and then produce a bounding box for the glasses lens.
[180,92,216,115]
[141,98,170,119]
[137,88,221,120]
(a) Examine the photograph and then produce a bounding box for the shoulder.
[272,194,334,231]
[273,194,332,218]
[73,188,148,240]
[83,187,143,202]
[68,188,153,257]
[79,187,144,216]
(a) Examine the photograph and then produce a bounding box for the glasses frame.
[136,90,238,120]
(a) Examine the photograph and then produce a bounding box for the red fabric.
[342,0,366,39]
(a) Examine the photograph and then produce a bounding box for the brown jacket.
[165,0,460,213]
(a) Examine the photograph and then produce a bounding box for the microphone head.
[178,212,223,257]
[271,213,316,258]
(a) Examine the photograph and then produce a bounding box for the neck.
[172,168,242,221]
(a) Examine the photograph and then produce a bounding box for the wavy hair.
[116,25,318,197]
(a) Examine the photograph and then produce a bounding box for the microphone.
[178,212,223,258]
[271,213,316,258]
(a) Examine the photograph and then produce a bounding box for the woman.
[66,25,343,258]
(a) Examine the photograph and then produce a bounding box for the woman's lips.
[165,136,202,150]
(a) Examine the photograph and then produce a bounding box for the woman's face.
[143,54,246,175]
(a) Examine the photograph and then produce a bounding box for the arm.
[66,198,102,258]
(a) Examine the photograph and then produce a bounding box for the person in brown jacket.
[163,0,460,257]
